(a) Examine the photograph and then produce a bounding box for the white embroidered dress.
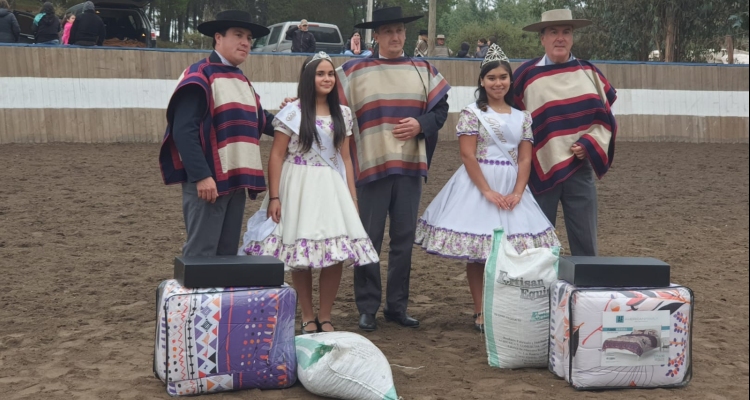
[244,103,380,271]
[415,106,560,262]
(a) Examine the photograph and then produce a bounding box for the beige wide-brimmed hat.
[522,9,591,32]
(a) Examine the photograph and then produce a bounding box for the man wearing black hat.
[414,28,428,57]
[159,10,277,257]
[338,7,451,331]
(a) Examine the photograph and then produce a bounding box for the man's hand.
[571,143,587,160]
[196,177,218,203]
[392,118,422,141]
[280,97,298,109]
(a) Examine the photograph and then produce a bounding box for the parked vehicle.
[66,0,157,48]
[12,10,35,43]
[252,21,344,54]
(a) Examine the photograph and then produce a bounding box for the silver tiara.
[305,51,333,68]
[481,43,509,68]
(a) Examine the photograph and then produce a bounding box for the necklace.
[489,104,511,114]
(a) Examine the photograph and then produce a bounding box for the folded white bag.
[295,332,400,400]
[238,208,277,255]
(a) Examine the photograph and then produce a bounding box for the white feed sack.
[483,228,559,369]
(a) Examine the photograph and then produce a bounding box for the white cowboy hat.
[522,9,591,32]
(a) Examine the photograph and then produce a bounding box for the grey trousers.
[533,162,598,256]
[181,183,247,257]
[354,175,422,316]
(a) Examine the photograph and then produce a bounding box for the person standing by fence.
[33,2,61,45]
[61,13,75,45]
[286,19,316,53]
[69,1,106,46]
[0,0,20,43]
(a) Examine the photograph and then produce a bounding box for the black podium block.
[174,255,285,288]
[558,256,670,287]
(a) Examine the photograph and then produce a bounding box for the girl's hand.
[267,199,281,223]
[505,193,522,210]
[483,190,509,210]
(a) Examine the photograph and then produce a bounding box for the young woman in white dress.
[415,45,560,331]
[243,52,379,334]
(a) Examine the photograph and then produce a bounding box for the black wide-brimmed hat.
[197,10,270,39]
[355,6,423,29]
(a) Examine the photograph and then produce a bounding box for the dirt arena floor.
[0,141,748,400]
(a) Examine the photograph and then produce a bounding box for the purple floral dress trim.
[245,234,379,270]
[415,219,560,262]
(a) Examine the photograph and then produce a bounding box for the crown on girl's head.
[481,44,509,68]
[305,51,333,68]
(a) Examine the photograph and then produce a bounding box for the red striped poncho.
[513,57,617,194]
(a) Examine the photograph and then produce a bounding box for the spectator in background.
[69,1,106,46]
[475,38,488,58]
[456,41,470,58]
[61,13,75,45]
[286,19,316,53]
[433,34,452,57]
[0,0,21,43]
[33,2,61,45]
[344,30,372,57]
[414,29,427,57]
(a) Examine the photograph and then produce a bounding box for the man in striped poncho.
[160,10,276,257]
[513,9,618,257]
[337,7,451,332]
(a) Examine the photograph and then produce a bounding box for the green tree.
[536,0,749,62]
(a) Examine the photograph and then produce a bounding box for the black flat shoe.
[299,320,318,335]
[316,317,335,332]
[383,312,419,328]
[473,313,484,333]
[358,313,377,332]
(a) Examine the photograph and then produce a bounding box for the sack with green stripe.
[295,332,400,400]
[483,228,560,368]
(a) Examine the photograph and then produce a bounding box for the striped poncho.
[513,57,617,194]
[336,57,451,186]
[159,56,268,196]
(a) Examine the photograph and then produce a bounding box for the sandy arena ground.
[0,141,748,400]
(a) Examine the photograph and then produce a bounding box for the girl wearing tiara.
[243,52,379,335]
[414,45,560,332]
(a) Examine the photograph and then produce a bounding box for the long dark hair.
[296,57,347,153]
[475,60,514,112]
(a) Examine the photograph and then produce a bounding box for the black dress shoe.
[358,313,377,332]
[383,312,420,328]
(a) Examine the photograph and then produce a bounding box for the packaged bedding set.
[549,280,693,390]
[153,279,297,396]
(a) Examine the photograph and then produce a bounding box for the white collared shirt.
[537,53,576,66]
[215,51,236,67]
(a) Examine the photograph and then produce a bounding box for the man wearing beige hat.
[433,34,453,57]
[286,18,316,53]
[512,9,618,257]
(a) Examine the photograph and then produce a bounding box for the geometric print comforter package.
[549,280,693,390]
[153,279,297,396]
